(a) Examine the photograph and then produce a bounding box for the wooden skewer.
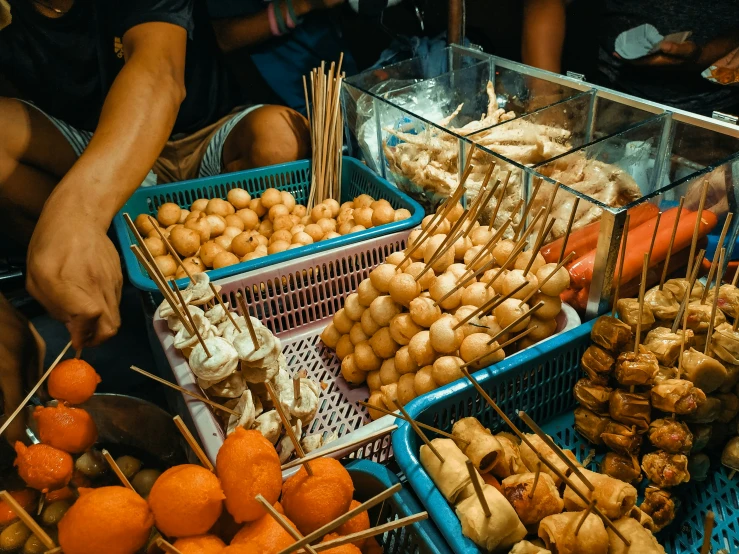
[659,197,686,290]
[281,425,398,470]
[265,381,312,475]
[634,253,649,354]
[485,302,544,346]
[646,212,662,268]
[520,252,576,307]
[454,282,528,330]
[357,402,466,443]
[705,248,725,355]
[172,281,210,358]
[557,198,580,265]
[687,180,709,279]
[209,283,241,332]
[102,449,134,491]
[517,410,594,492]
[236,292,260,352]
[532,183,559,254]
[278,484,403,554]
[461,326,538,370]
[672,249,706,335]
[0,340,72,437]
[313,513,428,552]
[528,462,541,499]
[574,500,597,536]
[732,254,739,289]
[515,178,543,240]
[293,374,302,403]
[458,367,631,547]
[463,175,501,237]
[256,495,319,554]
[147,215,195,284]
[701,213,733,304]
[130,365,241,417]
[461,217,514,274]
[393,400,444,463]
[524,217,556,275]
[0,491,55,549]
[415,209,471,281]
[173,415,215,472]
[700,511,715,554]
[465,460,491,518]
[611,214,631,317]
[488,171,512,230]
[156,538,184,554]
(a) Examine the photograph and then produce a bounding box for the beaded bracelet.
[272,0,289,35]
[285,0,304,29]
[267,2,282,36]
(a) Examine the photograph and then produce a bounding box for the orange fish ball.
[14,443,73,493]
[173,534,226,554]
[33,404,97,454]
[47,359,101,405]
[231,502,298,553]
[320,533,363,554]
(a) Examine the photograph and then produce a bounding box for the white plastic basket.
[153,229,580,471]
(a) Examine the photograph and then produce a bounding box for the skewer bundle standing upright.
[305,55,345,210]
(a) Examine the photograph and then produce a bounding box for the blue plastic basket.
[113,157,423,292]
[393,319,738,554]
[346,459,452,554]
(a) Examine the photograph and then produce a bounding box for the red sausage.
[541,203,659,264]
[568,207,718,288]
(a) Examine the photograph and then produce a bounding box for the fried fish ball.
[379,358,401,385]
[492,239,516,266]
[366,370,382,392]
[446,202,464,223]
[380,383,399,411]
[349,323,370,345]
[222,226,243,240]
[144,237,166,258]
[206,198,235,217]
[470,227,493,247]
[409,296,442,328]
[257,220,273,238]
[227,188,252,209]
[354,194,373,208]
[366,392,385,421]
[389,314,423,346]
[514,250,546,274]
[268,204,290,222]
[397,373,418,406]
[429,316,464,354]
[321,323,341,349]
[155,255,177,277]
[341,354,366,386]
[394,209,412,222]
[231,233,259,258]
[361,309,381,337]
[280,191,296,212]
[176,257,205,279]
[431,356,465,387]
[453,236,473,262]
[358,279,382,308]
[447,263,468,280]
[311,204,333,223]
[404,262,435,291]
[344,293,365,321]
[249,198,267,218]
[422,215,450,235]
[414,366,437,396]
[333,308,354,334]
[355,341,382,372]
[157,203,182,226]
[502,269,539,300]
[494,299,531,332]
[270,229,292,244]
[260,188,283,209]
[526,317,557,342]
[429,273,463,311]
[454,305,486,337]
[370,264,398,293]
[170,226,200,258]
[272,214,294,232]
[337,221,355,235]
[461,282,494,308]
[206,214,227,237]
[224,214,245,231]
[424,235,455,273]
[213,251,240,269]
[191,198,209,212]
[386,251,411,270]
[335,335,354,361]
[372,204,395,226]
[460,333,504,366]
[464,245,493,271]
[369,296,402,327]
[389,273,421,307]
[293,205,307,218]
[267,240,289,254]
[291,231,314,246]
[535,263,570,296]
[315,219,335,237]
[323,198,340,217]
[370,327,400,359]
[395,346,419,375]
[530,292,561,319]
[408,330,436,366]
[134,213,157,235]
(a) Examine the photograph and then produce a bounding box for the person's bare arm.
[212,0,343,53]
[26,22,187,349]
[521,0,566,73]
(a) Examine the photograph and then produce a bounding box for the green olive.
[115,456,142,480]
[131,469,161,499]
[40,501,69,527]
[0,521,31,551]
[75,450,107,478]
[22,534,45,554]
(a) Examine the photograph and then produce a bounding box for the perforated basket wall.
[393,319,739,554]
[153,230,412,468]
[113,157,423,292]
[347,459,452,554]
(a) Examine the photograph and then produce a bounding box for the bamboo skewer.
[453,282,527,330]
[393,401,444,463]
[102,449,134,491]
[646,212,662,268]
[705,248,725,355]
[255,495,318,554]
[415,209,471,281]
[558,198,580,265]
[457,368,631,546]
[515,179,543,240]
[659,197,685,289]
[701,511,715,554]
[156,538,184,554]
[532,183,559,253]
[574,500,597,536]
[460,217,514,274]
[611,214,631,317]
[0,491,55,549]
[130,365,241,417]
[687,181,709,279]
[634,253,649,354]
[357,402,466,443]
[485,302,544,346]
[701,213,733,304]
[209,283,241,332]
[235,292,260,352]
[147,215,195,285]
[673,249,706,335]
[520,252,576,307]
[173,415,215,472]
[488,171,512,230]
[314,513,428,552]
[278,484,403,554]
[524,217,556,275]
[172,281,210,358]
[0,340,72,437]
[517,411,594,492]
[458,327,538,372]
[465,460,491,518]
[265,381,312,475]
[528,462,541,499]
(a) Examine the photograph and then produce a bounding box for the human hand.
[26,215,122,350]
[0,294,45,445]
[294,0,345,16]
[616,41,702,69]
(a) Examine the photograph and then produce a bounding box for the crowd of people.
[0,0,737,442]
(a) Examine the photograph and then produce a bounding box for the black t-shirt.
[0,0,238,134]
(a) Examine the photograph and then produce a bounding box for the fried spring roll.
[607,517,666,554]
[519,433,582,487]
[501,472,564,526]
[509,540,552,554]
[627,506,656,532]
[563,467,638,519]
[490,433,528,479]
[419,438,472,503]
[538,511,608,554]
[455,483,527,552]
[452,417,503,473]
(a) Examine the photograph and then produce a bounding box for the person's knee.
[224,105,311,171]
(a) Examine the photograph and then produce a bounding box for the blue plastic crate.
[346,459,452,554]
[113,157,423,292]
[393,319,738,554]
